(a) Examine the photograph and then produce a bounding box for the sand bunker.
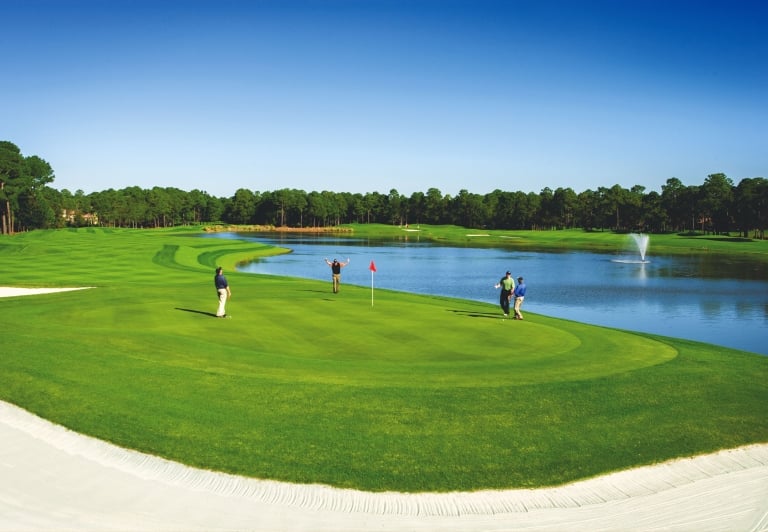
[0,286,93,298]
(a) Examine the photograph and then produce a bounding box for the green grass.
[1,226,766,492]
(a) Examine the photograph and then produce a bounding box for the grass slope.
[344,223,768,262]
[1,227,766,492]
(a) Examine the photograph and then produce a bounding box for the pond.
[205,232,768,356]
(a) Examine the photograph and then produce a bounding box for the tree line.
[2,140,766,238]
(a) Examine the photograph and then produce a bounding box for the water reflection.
[202,233,768,355]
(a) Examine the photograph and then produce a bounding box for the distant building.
[62,209,99,226]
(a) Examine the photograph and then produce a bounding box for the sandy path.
[2,287,767,531]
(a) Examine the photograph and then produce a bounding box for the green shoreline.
[206,223,768,264]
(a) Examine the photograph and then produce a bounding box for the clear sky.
[2,0,765,198]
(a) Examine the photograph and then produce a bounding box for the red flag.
[369,260,377,272]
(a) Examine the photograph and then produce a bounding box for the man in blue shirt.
[513,277,526,320]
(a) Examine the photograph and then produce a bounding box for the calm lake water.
[205,233,768,356]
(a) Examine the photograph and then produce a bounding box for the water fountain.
[611,233,650,264]
[630,233,650,262]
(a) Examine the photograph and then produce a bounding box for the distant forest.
[2,140,766,238]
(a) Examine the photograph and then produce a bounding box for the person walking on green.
[494,271,515,318]
[513,276,526,320]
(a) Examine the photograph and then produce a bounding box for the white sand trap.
[0,286,93,298]
[1,400,766,531]
[466,234,490,237]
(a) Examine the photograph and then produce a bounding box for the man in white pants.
[513,276,526,320]
[214,266,231,318]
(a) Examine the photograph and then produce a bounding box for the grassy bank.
[1,226,766,492]
[340,223,768,261]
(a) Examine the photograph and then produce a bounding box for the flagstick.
[368,260,377,308]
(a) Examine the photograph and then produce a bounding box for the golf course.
[1,226,766,493]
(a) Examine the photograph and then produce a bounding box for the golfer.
[513,276,526,320]
[214,266,231,318]
[325,257,349,294]
[494,271,515,318]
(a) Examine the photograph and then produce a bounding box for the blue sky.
[2,0,765,198]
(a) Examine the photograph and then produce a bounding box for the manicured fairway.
[1,227,766,492]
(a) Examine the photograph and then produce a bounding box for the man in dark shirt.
[494,271,515,318]
[324,257,349,293]
[214,266,231,318]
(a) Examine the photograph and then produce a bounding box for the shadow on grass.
[678,232,755,243]
[175,307,218,318]
[448,309,505,320]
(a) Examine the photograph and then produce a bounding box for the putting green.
[195,297,678,388]
[3,278,676,390]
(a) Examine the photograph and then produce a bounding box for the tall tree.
[360,192,382,224]
[700,173,734,234]
[0,142,54,234]
[148,187,171,227]
[407,191,425,225]
[576,189,599,230]
[624,185,646,231]
[680,185,702,232]
[536,187,556,229]
[225,188,257,224]
[307,191,328,226]
[322,191,344,226]
[0,142,24,234]
[482,190,502,229]
[552,187,578,229]
[423,188,445,224]
[661,177,687,232]
[386,189,405,226]
[273,189,298,226]
[734,177,768,239]
[526,192,542,229]
[641,191,666,233]
[17,187,57,229]
[597,185,630,230]
[451,189,486,228]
